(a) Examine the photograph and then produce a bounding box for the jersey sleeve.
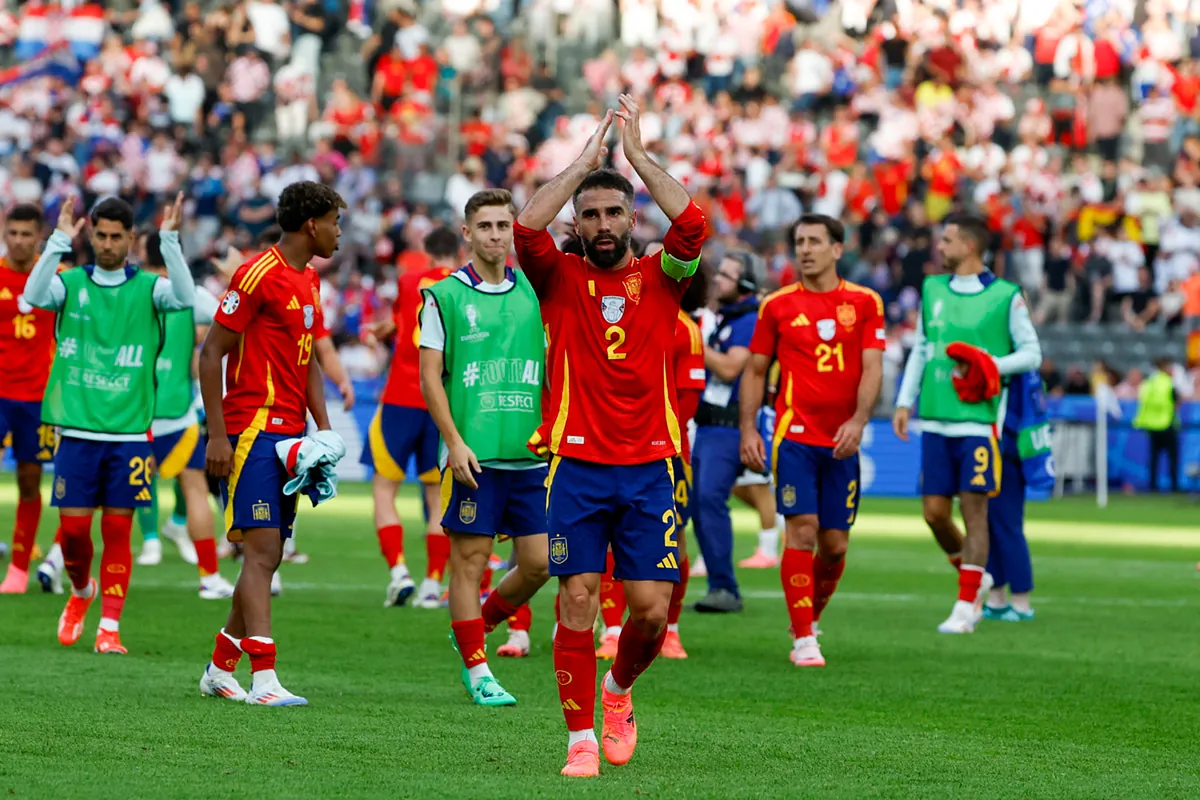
[193,286,220,325]
[674,320,707,390]
[659,202,706,281]
[861,290,886,351]
[748,297,780,357]
[512,221,565,298]
[213,263,266,334]
[417,291,446,351]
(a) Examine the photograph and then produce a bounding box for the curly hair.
[276,181,347,233]
[91,197,134,230]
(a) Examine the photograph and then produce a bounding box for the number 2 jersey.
[379,265,453,409]
[749,280,885,449]
[513,202,707,465]
[214,248,328,437]
[0,257,56,402]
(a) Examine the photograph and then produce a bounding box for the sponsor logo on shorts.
[971,474,987,487]
[656,553,679,569]
[54,476,66,499]
[458,500,477,525]
[549,534,568,564]
[252,502,272,522]
[781,484,796,508]
[135,487,152,502]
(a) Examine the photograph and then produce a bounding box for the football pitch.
[2,485,1199,799]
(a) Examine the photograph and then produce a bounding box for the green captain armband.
[661,251,700,281]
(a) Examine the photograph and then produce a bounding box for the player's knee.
[784,516,818,550]
[626,602,668,636]
[15,468,40,501]
[817,535,848,562]
[923,506,951,530]
[559,585,593,621]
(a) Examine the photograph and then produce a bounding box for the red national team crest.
[836,302,856,328]
[623,272,643,304]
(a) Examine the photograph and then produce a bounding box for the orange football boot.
[560,740,600,778]
[660,630,688,659]
[57,578,96,646]
[595,632,619,660]
[95,628,127,655]
[599,671,637,765]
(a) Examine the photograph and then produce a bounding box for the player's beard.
[583,231,632,269]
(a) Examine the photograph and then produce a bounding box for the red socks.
[451,618,487,668]
[60,514,94,592]
[480,566,493,594]
[553,625,596,730]
[481,592,519,633]
[781,548,815,638]
[599,552,626,629]
[11,497,41,572]
[242,636,277,673]
[958,564,985,602]
[813,555,845,621]
[211,629,243,671]
[553,594,561,623]
[378,524,404,568]
[949,554,963,571]
[611,622,666,689]
[426,533,450,581]
[667,556,690,626]
[99,514,133,622]
[195,538,219,577]
[508,604,532,632]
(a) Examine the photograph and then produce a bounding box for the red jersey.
[673,310,706,464]
[513,202,707,465]
[215,248,328,436]
[0,258,56,402]
[749,280,885,449]
[380,265,453,409]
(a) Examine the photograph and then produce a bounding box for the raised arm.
[616,94,691,220]
[26,197,85,311]
[516,111,613,231]
[154,194,196,310]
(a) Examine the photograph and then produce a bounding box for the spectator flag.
[0,41,81,90]
[15,2,106,63]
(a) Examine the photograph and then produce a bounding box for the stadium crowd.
[0,0,1198,394]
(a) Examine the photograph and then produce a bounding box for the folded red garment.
[946,342,1001,404]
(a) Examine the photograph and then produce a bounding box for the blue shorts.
[546,457,679,582]
[920,432,1001,497]
[52,437,155,509]
[774,440,860,531]
[672,456,693,528]
[440,465,548,538]
[220,431,297,541]
[150,424,205,479]
[360,403,441,484]
[0,397,55,463]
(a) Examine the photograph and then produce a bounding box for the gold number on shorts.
[674,478,688,508]
[815,343,845,372]
[662,508,678,548]
[846,479,858,525]
[128,456,153,486]
[12,314,36,340]
[973,446,990,474]
[296,333,314,366]
[38,425,55,449]
[605,325,627,360]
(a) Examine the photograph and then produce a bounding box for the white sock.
[952,599,975,616]
[220,628,242,649]
[987,588,1007,608]
[604,671,630,695]
[71,580,94,599]
[98,617,119,632]
[568,729,598,747]
[604,625,622,638]
[390,563,411,581]
[758,527,779,557]
[251,668,279,692]
[419,577,440,595]
[666,623,679,634]
[46,543,64,569]
[467,662,494,682]
[1010,592,1033,613]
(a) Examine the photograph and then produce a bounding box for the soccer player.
[419,189,550,706]
[892,213,1041,634]
[197,181,347,706]
[362,227,457,608]
[26,194,195,653]
[513,94,706,777]
[692,251,760,613]
[0,204,60,594]
[740,214,885,666]
[141,232,236,599]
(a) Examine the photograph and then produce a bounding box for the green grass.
[2,485,1200,798]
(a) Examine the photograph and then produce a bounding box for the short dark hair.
[573,168,635,206]
[145,231,165,268]
[791,213,845,245]
[943,213,990,254]
[423,227,460,259]
[7,203,42,226]
[91,197,134,230]
[463,189,516,223]
[560,235,585,257]
[276,181,347,233]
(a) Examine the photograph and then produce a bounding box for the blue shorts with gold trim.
[775,440,860,530]
[919,432,1001,497]
[360,403,441,484]
[0,398,55,463]
[52,436,154,509]
[671,455,693,528]
[220,431,297,542]
[440,465,548,538]
[546,456,679,582]
[150,424,205,479]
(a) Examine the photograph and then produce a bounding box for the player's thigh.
[177,466,211,504]
[100,441,155,510]
[223,431,293,542]
[612,460,680,583]
[775,439,823,519]
[622,578,673,619]
[440,465,502,537]
[511,532,550,576]
[954,435,1000,496]
[546,457,614,578]
[497,465,549,539]
[817,450,860,531]
[919,432,958,498]
[362,404,419,483]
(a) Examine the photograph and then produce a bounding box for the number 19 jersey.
[214,248,327,436]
